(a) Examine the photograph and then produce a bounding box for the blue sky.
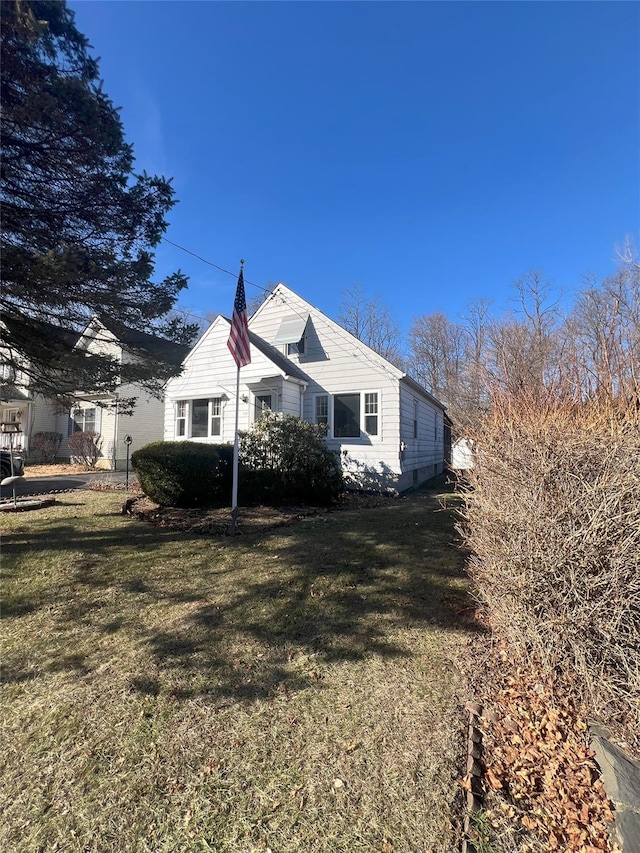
[69,0,639,336]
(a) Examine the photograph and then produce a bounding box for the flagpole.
[231,364,240,528]
[227,259,249,536]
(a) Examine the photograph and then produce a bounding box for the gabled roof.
[219,317,308,382]
[92,316,189,367]
[246,327,308,382]
[0,311,81,352]
[0,384,30,403]
[251,284,446,410]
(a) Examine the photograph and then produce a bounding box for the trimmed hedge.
[131,442,233,507]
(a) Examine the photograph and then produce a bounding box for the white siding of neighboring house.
[111,384,167,469]
[55,323,122,467]
[451,438,474,471]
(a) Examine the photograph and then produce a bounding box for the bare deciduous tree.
[338,283,403,365]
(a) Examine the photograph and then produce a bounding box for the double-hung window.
[211,397,222,436]
[176,401,188,436]
[315,395,329,429]
[254,394,272,421]
[364,393,379,436]
[70,407,97,434]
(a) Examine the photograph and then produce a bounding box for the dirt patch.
[126,492,401,535]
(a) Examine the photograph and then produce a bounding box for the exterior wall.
[113,386,171,470]
[55,401,112,468]
[163,316,300,444]
[249,286,451,491]
[250,287,405,489]
[397,381,445,491]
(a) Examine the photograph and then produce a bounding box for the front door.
[254,394,272,421]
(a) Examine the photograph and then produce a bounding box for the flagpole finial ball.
[240,258,245,266]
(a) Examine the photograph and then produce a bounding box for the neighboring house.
[164,284,447,492]
[1,321,79,456]
[1,316,187,469]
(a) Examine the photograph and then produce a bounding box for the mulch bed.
[124,491,401,535]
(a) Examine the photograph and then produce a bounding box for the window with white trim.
[287,336,305,356]
[176,398,225,438]
[176,401,188,436]
[70,407,97,435]
[254,394,272,421]
[315,394,329,428]
[332,391,379,440]
[364,393,379,436]
[211,397,222,436]
[191,399,209,437]
[334,393,360,438]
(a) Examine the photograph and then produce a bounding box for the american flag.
[227,267,251,368]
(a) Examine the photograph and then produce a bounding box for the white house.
[1,316,187,469]
[164,284,447,492]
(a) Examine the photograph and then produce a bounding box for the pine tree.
[1,0,195,400]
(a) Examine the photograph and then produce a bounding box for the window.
[176,401,187,436]
[191,398,209,437]
[70,407,97,435]
[286,336,305,356]
[315,395,329,428]
[334,394,360,438]
[211,397,222,436]
[176,398,224,438]
[255,394,272,420]
[413,401,418,439]
[0,361,16,382]
[328,392,380,439]
[364,393,378,436]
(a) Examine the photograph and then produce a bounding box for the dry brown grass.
[1,486,477,853]
[24,462,103,476]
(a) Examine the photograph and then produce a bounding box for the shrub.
[460,396,640,748]
[68,430,102,468]
[239,412,343,505]
[31,431,62,463]
[132,441,233,507]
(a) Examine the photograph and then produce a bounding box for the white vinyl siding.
[167,288,447,492]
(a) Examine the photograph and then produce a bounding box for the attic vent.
[272,315,308,345]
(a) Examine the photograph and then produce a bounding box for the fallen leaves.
[481,668,616,852]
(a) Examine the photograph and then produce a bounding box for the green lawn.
[1,487,476,853]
